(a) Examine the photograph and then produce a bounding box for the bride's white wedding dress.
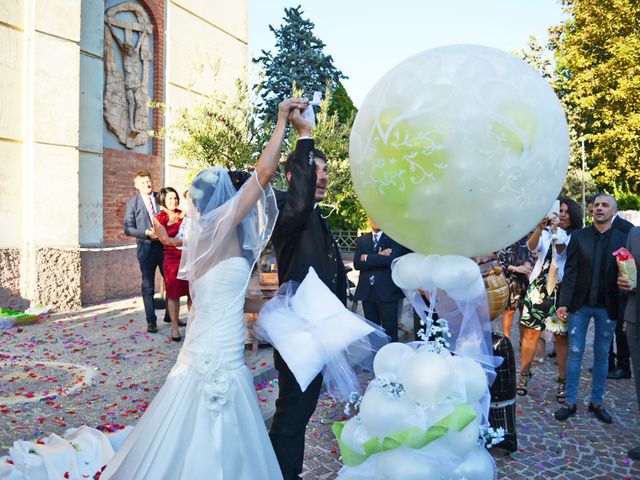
[0,172,284,480]
[102,257,282,479]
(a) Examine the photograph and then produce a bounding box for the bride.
[102,98,307,479]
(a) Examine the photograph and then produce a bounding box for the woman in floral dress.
[496,235,534,340]
[517,198,582,402]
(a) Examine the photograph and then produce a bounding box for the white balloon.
[418,255,440,291]
[340,417,372,455]
[350,45,569,257]
[445,445,496,480]
[431,256,481,291]
[359,388,419,439]
[443,417,480,458]
[373,342,416,378]
[378,447,444,480]
[391,253,426,289]
[448,355,488,404]
[401,351,454,407]
[424,403,455,429]
[445,277,486,301]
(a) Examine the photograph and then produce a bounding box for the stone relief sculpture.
[104,3,153,149]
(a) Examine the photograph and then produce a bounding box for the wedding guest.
[617,226,640,459]
[608,210,634,379]
[353,218,409,342]
[555,194,627,423]
[124,170,170,333]
[496,234,534,339]
[269,104,348,480]
[542,199,583,402]
[153,187,190,341]
[517,198,581,400]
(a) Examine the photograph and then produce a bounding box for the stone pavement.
[1,297,640,479]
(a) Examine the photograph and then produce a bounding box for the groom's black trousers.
[269,350,323,480]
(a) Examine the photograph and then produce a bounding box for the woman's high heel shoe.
[517,370,532,396]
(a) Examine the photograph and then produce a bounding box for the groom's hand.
[288,102,312,138]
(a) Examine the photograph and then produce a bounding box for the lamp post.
[581,138,586,225]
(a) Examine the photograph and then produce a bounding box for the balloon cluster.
[334,342,496,479]
[392,253,484,301]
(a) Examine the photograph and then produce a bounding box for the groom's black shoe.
[147,323,158,333]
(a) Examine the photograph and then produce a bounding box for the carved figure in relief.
[104,2,153,148]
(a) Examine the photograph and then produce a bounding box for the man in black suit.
[268,105,347,480]
[555,194,628,424]
[124,170,168,333]
[353,218,408,342]
[607,212,635,379]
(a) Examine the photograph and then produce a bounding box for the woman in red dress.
[153,187,190,341]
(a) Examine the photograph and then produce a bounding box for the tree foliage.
[252,5,347,124]
[170,78,269,176]
[549,0,640,193]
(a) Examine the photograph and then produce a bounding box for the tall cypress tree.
[253,5,347,124]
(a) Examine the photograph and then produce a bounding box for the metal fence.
[334,229,359,255]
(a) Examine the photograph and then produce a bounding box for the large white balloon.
[373,342,416,379]
[448,355,488,404]
[350,44,569,257]
[400,351,453,407]
[359,388,420,439]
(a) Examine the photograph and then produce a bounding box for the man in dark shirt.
[268,105,347,480]
[555,194,628,424]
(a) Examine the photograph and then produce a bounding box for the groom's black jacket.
[271,138,347,304]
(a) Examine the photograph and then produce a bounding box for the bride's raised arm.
[232,97,308,224]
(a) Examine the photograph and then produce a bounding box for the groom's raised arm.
[275,111,317,237]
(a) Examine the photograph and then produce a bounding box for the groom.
[269,103,347,479]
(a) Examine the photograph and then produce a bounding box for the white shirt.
[529,227,570,282]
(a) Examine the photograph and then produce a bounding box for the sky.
[248,0,566,107]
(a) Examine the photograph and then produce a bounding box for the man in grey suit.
[617,226,640,459]
[124,170,168,333]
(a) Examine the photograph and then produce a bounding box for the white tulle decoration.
[445,445,496,480]
[340,418,371,455]
[378,447,444,480]
[442,416,481,458]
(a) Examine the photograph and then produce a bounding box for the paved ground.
[1,298,640,479]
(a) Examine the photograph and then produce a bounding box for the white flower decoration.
[189,185,204,200]
[202,171,219,185]
[195,352,232,417]
[529,289,542,305]
[196,352,223,378]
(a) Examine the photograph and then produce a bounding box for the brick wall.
[103,148,164,244]
[103,0,165,245]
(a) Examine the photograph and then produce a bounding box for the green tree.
[170,77,269,175]
[549,0,640,192]
[253,5,346,124]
